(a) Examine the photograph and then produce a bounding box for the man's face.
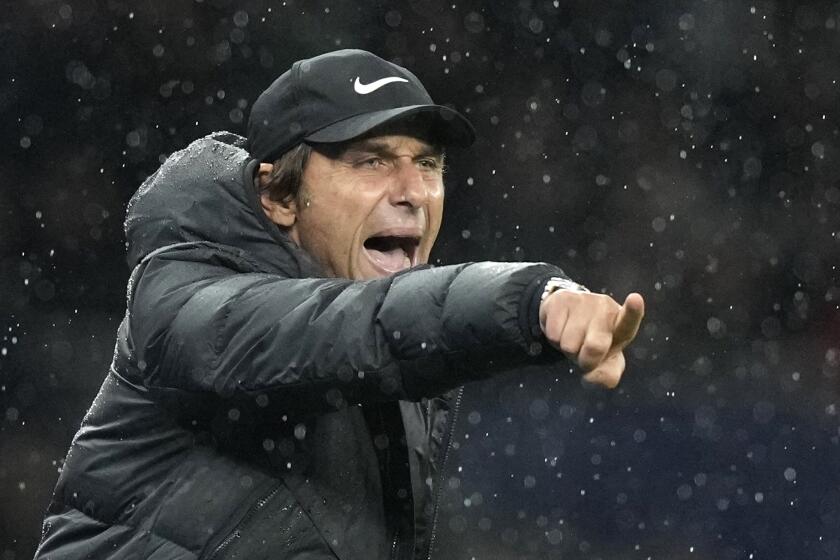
[265,134,445,280]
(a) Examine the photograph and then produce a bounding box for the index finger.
[611,292,645,349]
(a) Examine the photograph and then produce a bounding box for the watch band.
[541,276,590,301]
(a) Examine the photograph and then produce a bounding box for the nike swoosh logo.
[353,76,409,94]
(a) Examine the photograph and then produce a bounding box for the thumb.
[612,292,645,349]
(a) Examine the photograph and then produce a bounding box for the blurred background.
[2,0,839,558]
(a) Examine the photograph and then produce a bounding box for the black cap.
[246,49,476,162]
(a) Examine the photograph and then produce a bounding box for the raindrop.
[233,10,250,27]
[678,13,695,31]
[374,434,389,449]
[811,142,825,159]
[126,130,142,148]
[706,317,724,336]
[384,10,401,27]
[652,217,667,232]
[529,399,549,420]
[655,69,678,92]
[464,12,484,33]
[547,528,563,544]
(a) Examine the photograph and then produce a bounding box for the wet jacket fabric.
[35,132,568,560]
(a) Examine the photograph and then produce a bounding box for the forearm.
[129,249,572,416]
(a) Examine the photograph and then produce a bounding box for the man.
[35,50,643,559]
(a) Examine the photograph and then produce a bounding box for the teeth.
[403,253,411,268]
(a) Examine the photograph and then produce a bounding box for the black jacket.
[35,132,568,559]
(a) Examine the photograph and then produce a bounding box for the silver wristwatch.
[541,277,590,301]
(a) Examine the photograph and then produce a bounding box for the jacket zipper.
[426,386,464,560]
[382,405,399,560]
[205,482,284,560]
[383,404,408,560]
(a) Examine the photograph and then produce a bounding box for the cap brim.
[304,104,475,148]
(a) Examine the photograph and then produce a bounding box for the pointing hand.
[539,290,645,388]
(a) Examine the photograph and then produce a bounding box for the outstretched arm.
[123,241,568,417]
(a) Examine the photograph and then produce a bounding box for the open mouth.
[363,235,420,274]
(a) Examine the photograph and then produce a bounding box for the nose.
[389,157,430,209]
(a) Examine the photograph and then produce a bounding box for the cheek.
[427,186,444,228]
[306,199,367,252]
[419,190,444,258]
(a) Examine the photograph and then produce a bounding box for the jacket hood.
[124,131,320,276]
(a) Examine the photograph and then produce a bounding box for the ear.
[258,163,298,228]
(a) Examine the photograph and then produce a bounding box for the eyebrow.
[342,139,444,161]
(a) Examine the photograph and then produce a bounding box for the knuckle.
[576,355,595,371]
[598,293,620,311]
[559,340,579,356]
[585,337,611,356]
[579,350,604,371]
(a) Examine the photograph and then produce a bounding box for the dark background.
[2,0,840,558]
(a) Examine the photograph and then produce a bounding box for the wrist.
[540,277,590,301]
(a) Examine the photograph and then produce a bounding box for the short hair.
[259,143,312,204]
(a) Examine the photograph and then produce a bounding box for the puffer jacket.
[34,132,569,559]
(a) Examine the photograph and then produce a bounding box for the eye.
[358,157,385,169]
[417,158,440,170]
